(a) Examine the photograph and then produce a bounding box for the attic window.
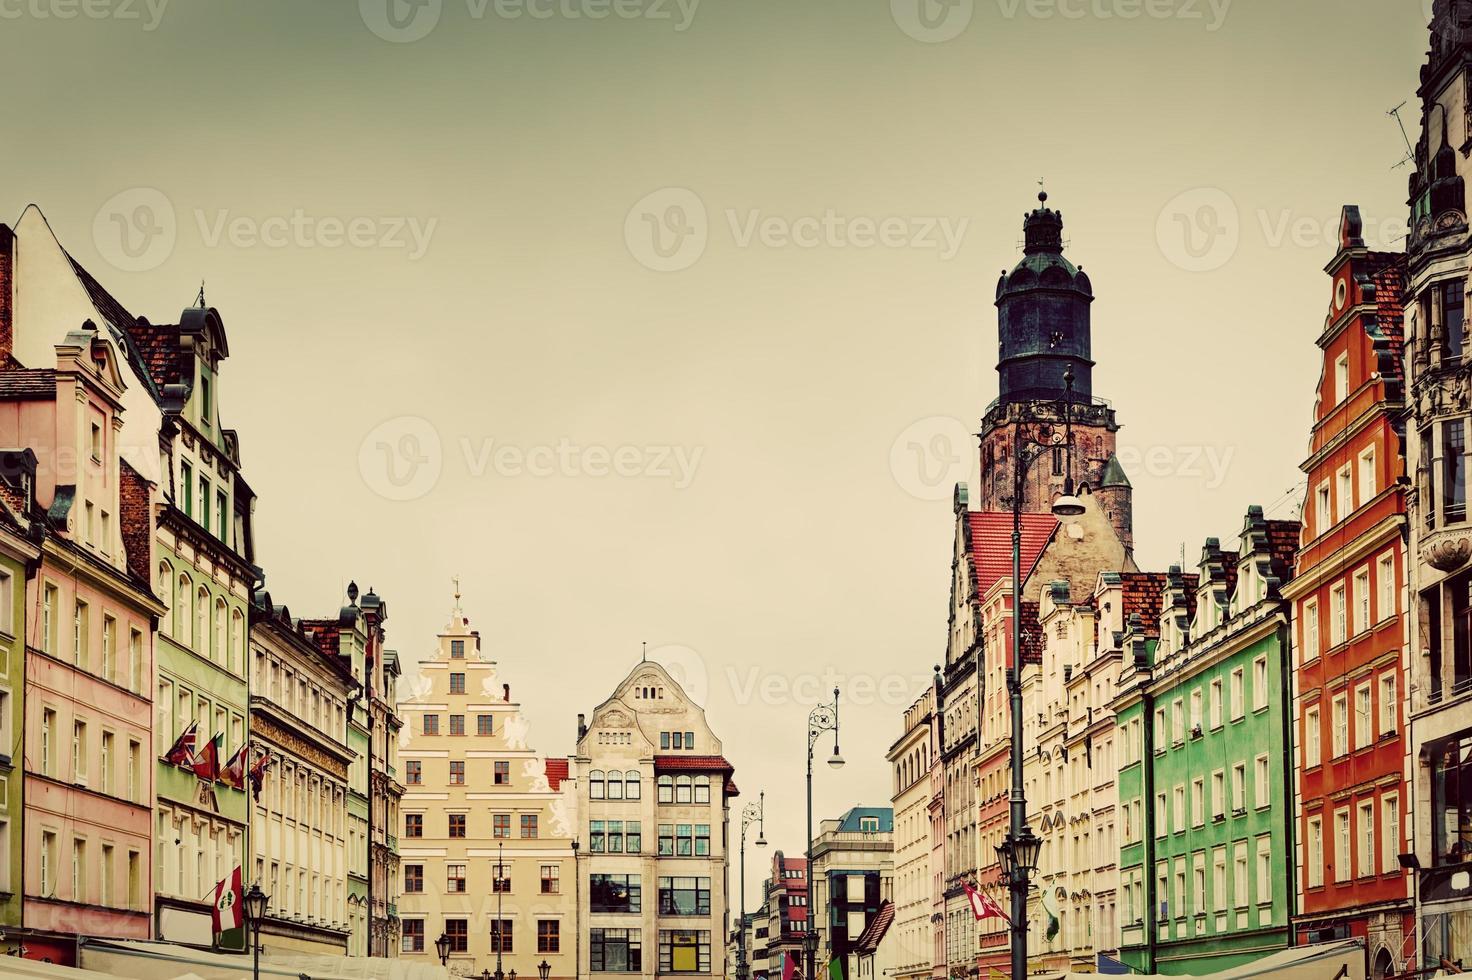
[200,376,212,427]
[90,423,103,463]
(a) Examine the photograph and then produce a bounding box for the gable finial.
[195,280,207,309]
[642,640,647,663]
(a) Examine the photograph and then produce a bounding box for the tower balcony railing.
[983,394,1113,418]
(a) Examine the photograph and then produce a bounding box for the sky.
[0,0,1432,911]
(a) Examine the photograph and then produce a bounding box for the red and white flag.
[219,742,249,789]
[211,866,244,939]
[163,721,197,767]
[964,882,1010,923]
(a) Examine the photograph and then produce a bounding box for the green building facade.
[0,455,40,936]
[1115,507,1300,975]
[141,308,258,951]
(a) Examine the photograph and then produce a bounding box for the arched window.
[589,770,605,800]
[177,575,191,643]
[159,562,174,637]
[196,587,209,656]
[625,771,640,799]
[657,775,673,804]
[214,598,226,666]
[607,771,624,800]
[694,775,711,804]
[230,609,244,676]
[675,775,693,804]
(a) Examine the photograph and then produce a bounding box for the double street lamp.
[805,688,844,980]
[737,792,768,980]
[997,366,1083,979]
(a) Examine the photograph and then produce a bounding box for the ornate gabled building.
[1404,2,1472,969]
[248,590,357,955]
[888,687,935,980]
[573,659,736,978]
[1283,206,1413,976]
[1114,509,1300,974]
[394,587,577,978]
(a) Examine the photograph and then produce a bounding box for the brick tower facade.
[975,193,1133,552]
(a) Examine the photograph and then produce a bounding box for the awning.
[1051,939,1366,979]
[79,937,450,980]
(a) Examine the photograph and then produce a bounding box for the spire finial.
[642,641,647,663]
[452,575,462,610]
[195,280,207,309]
[1038,177,1047,205]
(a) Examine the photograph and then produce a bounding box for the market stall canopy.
[1041,939,1366,980]
[78,938,450,980]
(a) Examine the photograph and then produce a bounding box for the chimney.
[503,683,511,703]
[0,225,14,366]
[577,713,587,741]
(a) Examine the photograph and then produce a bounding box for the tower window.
[1052,447,1064,476]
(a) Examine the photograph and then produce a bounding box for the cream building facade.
[574,659,734,978]
[887,686,934,980]
[248,593,357,955]
[396,591,577,977]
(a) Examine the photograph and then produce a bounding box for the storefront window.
[1431,736,1472,867]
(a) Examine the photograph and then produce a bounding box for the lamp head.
[243,883,269,924]
[828,747,845,769]
[1051,493,1085,522]
[757,832,769,847]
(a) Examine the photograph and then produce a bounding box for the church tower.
[976,193,1134,551]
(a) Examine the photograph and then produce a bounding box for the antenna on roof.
[195,280,207,309]
[1389,102,1416,170]
[642,641,647,663]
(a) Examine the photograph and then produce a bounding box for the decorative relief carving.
[254,713,349,781]
[1422,528,1472,572]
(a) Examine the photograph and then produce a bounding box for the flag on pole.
[210,866,244,940]
[782,952,798,980]
[192,732,222,782]
[219,742,248,789]
[963,882,1010,923]
[827,958,844,980]
[248,746,275,799]
[163,721,198,767]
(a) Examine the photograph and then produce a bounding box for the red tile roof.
[1019,600,1042,665]
[1368,252,1406,382]
[118,459,153,584]
[853,900,896,954]
[654,754,734,773]
[0,369,56,399]
[1119,573,1170,638]
[967,512,1057,599]
[128,320,192,390]
[544,758,569,791]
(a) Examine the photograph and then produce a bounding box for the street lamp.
[1004,366,1082,978]
[806,688,843,980]
[538,960,551,980]
[493,840,506,980]
[243,882,269,980]
[436,932,452,968]
[738,791,768,980]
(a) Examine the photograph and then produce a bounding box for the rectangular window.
[100,731,114,795]
[1233,843,1249,908]
[216,491,227,541]
[1358,801,1376,877]
[1308,816,1324,888]
[541,864,560,894]
[495,761,510,785]
[449,761,464,785]
[1355,684,1373,751]
[1231,763,1246,814]
[1331,584,1347,646]
[591,874,642,914]
[488,919,513,953]
[1173,785,1185,831]
[1211,770,1225,819]
[492,863,511,893]
[1333,694,1349,757]
[1447,279,1467,359]
[1156,793,1168,836]
[1378,553,1395,622]
[521,814,538,839]
[1446,419,1467,524]
[200,477,211,531]
[406,760,422,785]
[1353,569,1371,636]
[1335,809,1351,882]
[1383,794,1400,874]
[74,600,87,667]
[445,918,468,953]
[1303,598,1320,660]
[1172,699,1184,744]
[658,876,713,916]
[402,920,425,954]
[449,673,465,694]
[1256,835,1272,907]
[1306,706,1321,767]
[404,865,423,893]
[404,813,423,838]
[102,615,116,682]
[1360,445,1377,502]
[1316,482,1331,533]
[41,708,54,776]
[1253,656,1268,710]
[493,813,510,839]
[1189,690,1202,733]
[538,919,560,954]
[590,928,642,973]
[181,462,193,518]
[449,714,464,736]
[1212,847,1227,911]
[1379,672,1397,737]
[450,639,464,658]
[658,929,712,973]
[1338,464,1354,516]
[447,863,466,893]
[1254,755,1269,809]
[1192,778,1204,827]
[422,714,439,736]
[477,714,493,736]
[659,824,674,856]
[73,720,87,785]
[1230,668,1244,720]
[1335,352,1350,404]
[1210,679,1223,728]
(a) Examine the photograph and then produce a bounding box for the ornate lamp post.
[436,932,452,968]
[538,960,551,980]
[243,883,269,980]
[737,791,769,980]
[492,840,506,980]
[805,689,844,980]
[1000,367,1083,978]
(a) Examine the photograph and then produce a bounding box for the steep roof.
[853,900,896,955]
[64,252,160,402]
[544,758,569,791]
[967,511,1058,599]
[1100,453,1132,489]
[1119,572,1170,638]
[653,754,734,773]
[0,369,55,399]
[835,806,893,832]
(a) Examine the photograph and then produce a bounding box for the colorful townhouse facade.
[889,687,935,980]
[1404,2,1472,969]
[1284,207,1414,976]
[761,851,808,975]
[574,658,736,977]
[248,590,357,955]
[0,449,40,940]
[1115,510,1300,974]
[395,588,577,978]
[0,325,162,963]
[808,806,893,976]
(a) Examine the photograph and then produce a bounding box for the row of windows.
[1299,551,1397,657]
[1310,439,1380,538]
[1121,836,1277,929]
[253,650,349,738]
[36,706,144,802]
[1302,670,1399,764]
[402,917,561,955]
[1122,660,1272,768]
[1304,792,1401,887]
[404,759,510,786]
[1120,756,1275,844]
[405,860,561,895]
[589,875,713,917]
[661,731,696,750]
[178,458,231,544]
[587,771,718,804]
[403,811,538,839]
[36,827,144,910]
[37,581,146,693]
[156,678,246,765]
[419,712,493,736]
[156,563,245,675]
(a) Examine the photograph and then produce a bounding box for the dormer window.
[90,422,103,463]
[200,375,212,428]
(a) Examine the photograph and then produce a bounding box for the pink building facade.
[0,324,161,962]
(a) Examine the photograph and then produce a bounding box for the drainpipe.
[1276,617,1298,951]
[1136,639,1158,975]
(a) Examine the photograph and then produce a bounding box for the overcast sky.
[0,0,1429,910]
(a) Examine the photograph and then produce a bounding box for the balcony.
[1420,525,1472,573]
[387,834,399,852]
